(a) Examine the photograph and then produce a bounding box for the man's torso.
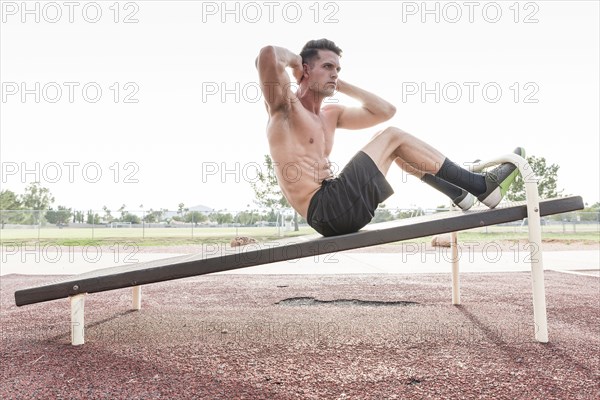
[266,101,339,218]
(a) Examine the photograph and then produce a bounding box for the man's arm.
[256,46,303,114]
[324,79,396,130]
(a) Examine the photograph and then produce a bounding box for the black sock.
[435,158,486,196]
[421,173,464,201]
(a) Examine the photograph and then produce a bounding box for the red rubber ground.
[1,271,599,399]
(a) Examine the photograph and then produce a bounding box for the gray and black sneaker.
[453,190,475,211]
[478,147,526,208]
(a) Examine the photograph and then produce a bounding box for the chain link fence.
[0,208,305,240]
[1,208,598,241]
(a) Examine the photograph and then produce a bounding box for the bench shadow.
[45,310,138,342]
[455,304,533,347]
[455,305,597,376]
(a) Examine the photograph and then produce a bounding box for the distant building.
[188,204,213,213]
[164,204,213,219]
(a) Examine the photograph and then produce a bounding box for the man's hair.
[299,39,342,66]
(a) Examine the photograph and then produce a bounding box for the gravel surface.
[2,271,599,399]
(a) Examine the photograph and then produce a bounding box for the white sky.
[1,0,599,213]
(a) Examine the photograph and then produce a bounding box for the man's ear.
[302,63,310,77]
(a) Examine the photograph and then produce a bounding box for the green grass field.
[0,226,316,246]
[0,224,597,247]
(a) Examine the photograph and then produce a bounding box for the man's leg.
[361,127,446,176]
[421,173,476,210]
[361,127,521,208]
[362,126,485,188]
[392,156,475,210]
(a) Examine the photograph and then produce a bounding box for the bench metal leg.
[132,286,142,310]
[69,287,140,346]
[451,231,460,305]
[524,178,548,343]
[472,153,548,342]
[70,294,86,346]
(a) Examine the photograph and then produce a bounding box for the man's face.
[304,50,341,97]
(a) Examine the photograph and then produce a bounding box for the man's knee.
[373,126,408,143]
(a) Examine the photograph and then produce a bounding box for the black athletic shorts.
[307,151,394,237]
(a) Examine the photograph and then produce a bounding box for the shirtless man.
[256,39,523,237]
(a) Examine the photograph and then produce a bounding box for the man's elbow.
[383,103,397,120]
[257,45,276,68]
[259,45,276,55]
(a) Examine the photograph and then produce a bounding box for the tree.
[585,202,600,212]
[235,210,258,226]
[120,212,141,224]
[118,204,127,220]
[250,154,299,231]
[262,209,279,223]
[102,206,113,223]
[45,206,73,225]
[506,155,563,202]
[184,211,208,225]
[0,189,24,227]
[371,204,394,223]
[74,210,85,223]
[209,211,233,225]
[86,210,100,224]
[20,183,54,225]
[0,189,21,210]
[143,209,163,223]
[21,183,54,210]
[161,208,171,224]
[580,202,600,222]
[177,203,189,219]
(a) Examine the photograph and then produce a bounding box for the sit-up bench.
[14,155,585,345]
